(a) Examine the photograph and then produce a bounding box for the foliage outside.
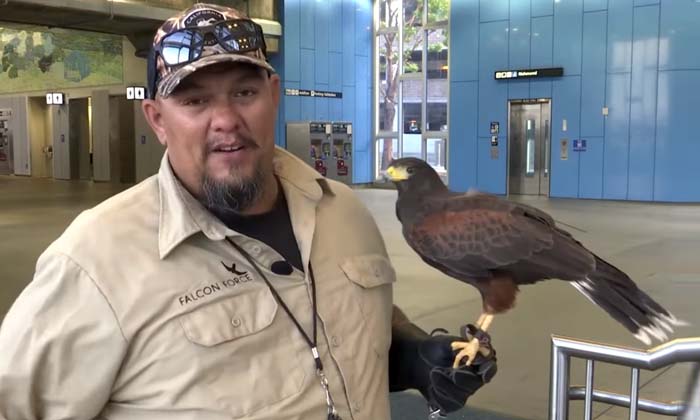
[378,0,448,171]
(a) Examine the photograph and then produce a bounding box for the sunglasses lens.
[214,20,261,52]
[161,31,204,65]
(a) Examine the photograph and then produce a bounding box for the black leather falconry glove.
[389,321,497,414]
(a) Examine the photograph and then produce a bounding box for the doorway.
[508,99,551,196]
[69,97,92,180]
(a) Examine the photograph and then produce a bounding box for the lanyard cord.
[225,237,342,419]
[224,237,323,371]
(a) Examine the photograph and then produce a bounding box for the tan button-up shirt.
[0,147,395,420]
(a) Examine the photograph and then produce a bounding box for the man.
[0,4,495,419]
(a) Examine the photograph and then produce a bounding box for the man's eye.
[182,98,206,106]
[235,89,257,97]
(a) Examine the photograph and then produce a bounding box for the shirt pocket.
[178,286,308,418]
[339,254,396,356]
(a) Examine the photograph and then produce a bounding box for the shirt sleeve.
[0,251,128,420]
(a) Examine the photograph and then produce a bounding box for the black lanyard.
[225,238,342,420]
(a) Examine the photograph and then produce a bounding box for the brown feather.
[478,275,519,314]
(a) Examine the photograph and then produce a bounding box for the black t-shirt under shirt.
[212,186,304,272]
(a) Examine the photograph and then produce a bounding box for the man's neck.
[237,174,280,216]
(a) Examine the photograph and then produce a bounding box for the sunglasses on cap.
[154,18,267,67]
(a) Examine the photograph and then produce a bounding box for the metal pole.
[584,360,595,420]
[629,368,640,420]
[550,341,570,420]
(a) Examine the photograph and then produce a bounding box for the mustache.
[205,135,260,154]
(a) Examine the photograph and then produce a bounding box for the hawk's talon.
[451,337,481,368]
[460,323,491,346]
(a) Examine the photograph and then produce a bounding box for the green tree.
[378,0,448,170]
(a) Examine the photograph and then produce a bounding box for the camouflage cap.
[148,3,275,99]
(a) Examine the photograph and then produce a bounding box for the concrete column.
[91,89,111,181]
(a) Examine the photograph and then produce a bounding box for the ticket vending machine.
[286,121,331,177]
[0,109,13,175]
[329,122,352,182]
[286,121,354,184]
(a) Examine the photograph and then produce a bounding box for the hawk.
[385,158,685,367]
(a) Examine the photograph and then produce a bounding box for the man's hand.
[389,320,497,414]
[418,328,497,413]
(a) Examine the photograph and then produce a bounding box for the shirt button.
[251,245,262,255]
[231,317,242,327]
[331,335,341,347]
[352,401,362,412]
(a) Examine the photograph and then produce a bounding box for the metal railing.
[549,335,700,420]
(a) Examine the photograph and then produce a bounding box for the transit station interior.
[2,1,700,419]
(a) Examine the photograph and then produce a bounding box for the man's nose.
[210,99,242,133]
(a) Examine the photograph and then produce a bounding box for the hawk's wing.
[405,194,595,283]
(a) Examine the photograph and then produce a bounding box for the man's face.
[143,63,280,207]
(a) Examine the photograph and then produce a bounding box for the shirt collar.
[157,146,333,259]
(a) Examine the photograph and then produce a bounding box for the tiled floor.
[2,175,699,420]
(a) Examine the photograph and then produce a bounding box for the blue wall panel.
[531,16,553,68]
[300,48,315,120]
[354,1,371,57]
[314,86,330,121]
[628,5,659,201]
[480,0,509,22]
[477,137,506,194]
[603,72,630,199]
[550,76,581,197]
[509,0,531,69]
[659,0,700,71]
[329,0,343,53]
[478,21,508,138]
[607,0,633,73]
[580,11,607,138]
[654,71,700,201]
[451,0,479,82]
[578,136,604,198]
[283,0,300,82]
[342,0,356,86]
[329,51,343,121]
[329,52,342,90]
[314,0,329,85]
[584,0,607,12]
[529,80,552,98]
[634,0,659,6]
[299,0,315,50]
[508,80,530,100]
[342,86,356,123]
[532,0,553,17]
[449,81,479,192]
[553,0,583,75]
[448,0,700,201]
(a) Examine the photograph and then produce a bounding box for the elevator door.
[508,101,551,196]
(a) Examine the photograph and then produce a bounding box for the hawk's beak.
[384,166,409,181]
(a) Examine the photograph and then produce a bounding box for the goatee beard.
[201,166,266,214]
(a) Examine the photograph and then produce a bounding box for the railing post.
[584,360,595,420]
[550,339,570,420]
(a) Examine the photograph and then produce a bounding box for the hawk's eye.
[407,167,415,174]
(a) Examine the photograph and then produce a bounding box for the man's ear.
[141,99,168,147]
[268,73,281,109]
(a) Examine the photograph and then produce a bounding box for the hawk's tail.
[570,255,687,345]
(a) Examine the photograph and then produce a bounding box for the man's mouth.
[212,144,247,153]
